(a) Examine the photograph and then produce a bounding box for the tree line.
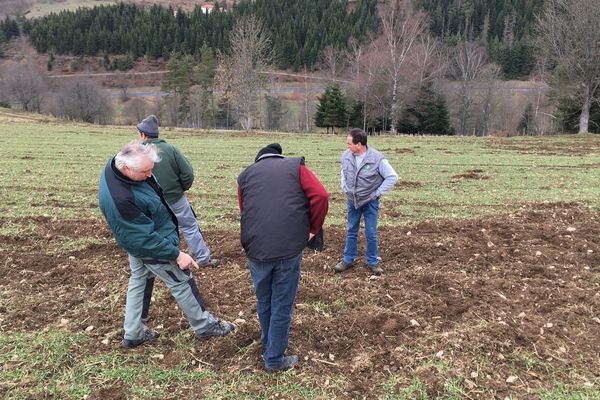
[23,0,378,70]
[415,0,543,79]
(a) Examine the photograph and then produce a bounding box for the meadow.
[0,109,599,399]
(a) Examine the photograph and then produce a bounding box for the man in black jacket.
[237,143,329,371]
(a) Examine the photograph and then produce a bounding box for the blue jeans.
[247,253,302,369]
[343,198,380,266]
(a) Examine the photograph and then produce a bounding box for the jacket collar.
[256,153,285,162]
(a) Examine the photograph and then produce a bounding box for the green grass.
[0,330,330,399]
[540,385,600,400]
[0,120,598,228]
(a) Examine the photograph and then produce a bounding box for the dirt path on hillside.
[1,202,599,398]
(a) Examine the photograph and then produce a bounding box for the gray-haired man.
[98,141,233,348]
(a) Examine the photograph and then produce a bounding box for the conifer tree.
[265,95,286,130]
[517,102,535,135]
[162,52,195,125]
[315,84,347,134]
[397,83,453,134]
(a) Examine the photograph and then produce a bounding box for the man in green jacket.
[137,115,219,267]
[98,141,234,348]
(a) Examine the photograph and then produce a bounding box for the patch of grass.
[539,384,600,399]
[49,236,106,253]
[419,356,453,373]
[302,299,348,315]
[333,298,348,312]
[382,377,429,399]
[0,330,209,399]
[0,220,39,239]
[204,373,324,399]
[0,330,337,399]
[306,300,331,314]
[512,350,552,374]
[0,330,87,396]
[382,358,467,399]
[440,377,466,400]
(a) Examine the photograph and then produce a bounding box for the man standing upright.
[335,128,398,276]
[237,143,329,371]
[98,141,233,348]
[136,115,219,267]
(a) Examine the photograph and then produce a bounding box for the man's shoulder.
[146,138,176,150]
[341,149,352,160]
[367,147,385,160]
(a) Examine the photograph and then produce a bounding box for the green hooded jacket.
[143,138,194,204]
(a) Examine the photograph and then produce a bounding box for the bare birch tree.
[476,63,501,136]
[319,46,348,83]
[379,0,426,132]
[411,34,447,89]
[216,15,272,130]
[300,66,313,132]
[536,0,600,133]
[449,42,489,135]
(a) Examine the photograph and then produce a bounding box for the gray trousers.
[123,254,217,340]
[170,194,211,264]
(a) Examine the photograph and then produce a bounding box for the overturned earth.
[1,202,599,398]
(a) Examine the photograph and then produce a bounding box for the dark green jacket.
[98,158,180,261]
[143,138,194,205]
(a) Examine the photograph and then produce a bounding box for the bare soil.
[1,202,599,398]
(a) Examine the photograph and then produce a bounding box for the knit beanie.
[255,143,283,162]
[137,115,160,138]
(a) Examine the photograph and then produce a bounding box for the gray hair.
[114,141,161,171]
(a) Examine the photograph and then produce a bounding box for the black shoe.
[121,330,159,348]
[334,260,353,273]
[369,264,384,275]
[196,320,234,338]
[266,355,299,372]
[199,258,221,268]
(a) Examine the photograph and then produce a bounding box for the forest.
[23,0,378,70]
[415,0,544,78]
[1,0,599,135]
[22,0,540,76]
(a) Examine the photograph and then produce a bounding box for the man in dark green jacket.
[137,114,219,267]
[99,141,233,348]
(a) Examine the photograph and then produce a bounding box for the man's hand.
[176,251,198,270]
[308,232,315,241]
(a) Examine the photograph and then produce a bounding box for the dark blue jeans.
[343,198,380,266]
[248,253,302,369]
